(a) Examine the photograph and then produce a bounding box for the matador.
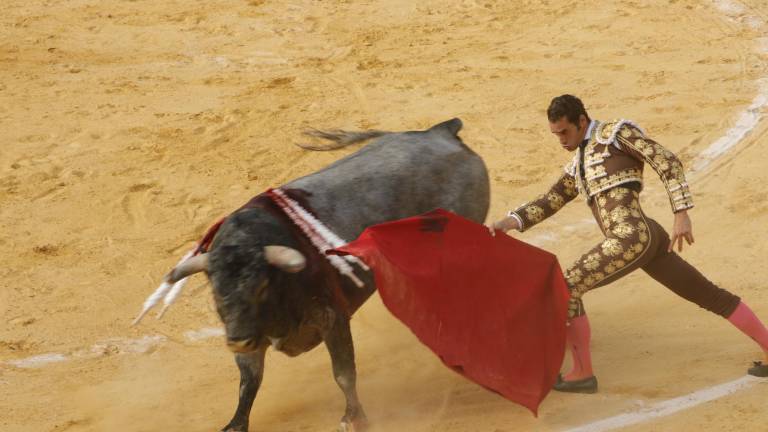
[489,95,768,393]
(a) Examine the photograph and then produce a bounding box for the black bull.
[165,118,490,431]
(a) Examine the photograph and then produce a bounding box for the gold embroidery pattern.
[612,222,635,239]
[566,268,583,285]
[608,187,628,200]
[568,296,585,318]
[583,253,602,271]
[525,205,545,223]
[601,238,624,256]
[547,192,565,210]
[511,172,579,231]
[564,186,653,318]
[599,207,610,226]
[586,168,643,197]
[585,163,607,181]
[612,259,627,268]
[615,125,694,212]
[562,176,578,198]
[577,121,645,201]
[600,122,617,141]
[610,205,630,224]
[620,127,633,138]
[596,119,646,146]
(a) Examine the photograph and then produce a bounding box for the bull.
[164,118,489,431]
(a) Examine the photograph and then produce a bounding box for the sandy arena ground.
[2,1,767,431]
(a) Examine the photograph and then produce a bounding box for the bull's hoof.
[221,422,248,432]
[338,415,368,432]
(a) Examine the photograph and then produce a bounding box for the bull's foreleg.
[324,314,368,432]
[221,346,267,432]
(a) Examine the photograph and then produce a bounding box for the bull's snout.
[226,337,258,353]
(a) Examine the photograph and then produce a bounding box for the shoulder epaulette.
[595,119,646,146]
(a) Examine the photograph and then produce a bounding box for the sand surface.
[1,0,767,431]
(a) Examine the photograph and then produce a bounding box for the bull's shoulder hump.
[428,118,463,136]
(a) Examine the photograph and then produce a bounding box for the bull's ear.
[264,246,306,273]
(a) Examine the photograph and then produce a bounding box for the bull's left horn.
[165,253,209,283]
[264,246,306,273]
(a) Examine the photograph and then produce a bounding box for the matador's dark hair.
[547,94,591,124]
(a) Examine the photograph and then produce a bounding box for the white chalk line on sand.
[564,376,763,432]
[691,0,768,172]
[4,335,168,369]
[184,326,226,341]
[692,1,768,174]
[3,329,225,369]
[691,78,768,173]
[6,353,69,369]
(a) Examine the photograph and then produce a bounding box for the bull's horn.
[165,253,209,283]
[264,246,306,273]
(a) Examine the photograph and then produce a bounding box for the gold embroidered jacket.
[509,119,694,231]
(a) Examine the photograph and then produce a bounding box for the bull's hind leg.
[221,346,267,432]
[325,314,368,432]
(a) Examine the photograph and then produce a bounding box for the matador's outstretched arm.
[507,172,579,232]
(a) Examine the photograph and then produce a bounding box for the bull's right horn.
[165,253,209,283]
[264,245,306,273]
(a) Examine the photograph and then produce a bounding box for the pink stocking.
[564,314,594,381]
[727,302,768,355]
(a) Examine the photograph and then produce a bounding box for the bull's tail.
[296,128,390,151]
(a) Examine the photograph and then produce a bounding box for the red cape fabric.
[332,209,570,414]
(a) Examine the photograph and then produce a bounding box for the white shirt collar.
[583,120,598,142]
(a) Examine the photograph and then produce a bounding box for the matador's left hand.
[669,210,695,253]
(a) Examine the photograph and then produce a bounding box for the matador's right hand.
[486,216,520,237]
[669,210,694,252]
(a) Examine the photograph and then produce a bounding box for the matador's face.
[549,115,588,152]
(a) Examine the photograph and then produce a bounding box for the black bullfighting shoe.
[747,361,768,377]
[553,374,598,394]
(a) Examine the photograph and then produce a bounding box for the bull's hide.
[333,209,569,414]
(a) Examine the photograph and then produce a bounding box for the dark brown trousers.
[565,186,740,319]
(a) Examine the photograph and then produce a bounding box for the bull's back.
[287,119,490,240]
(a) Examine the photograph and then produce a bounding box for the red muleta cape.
[332,209,569,415]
